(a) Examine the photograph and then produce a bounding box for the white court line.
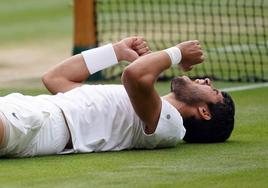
[221,82,268,92]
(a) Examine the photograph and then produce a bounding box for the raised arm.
[42,37,150,94]
[122,40,204,134]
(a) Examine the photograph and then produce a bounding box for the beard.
[171,77,205,105]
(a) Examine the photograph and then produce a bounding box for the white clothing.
[0,85,185,157]
[0,93,70,157]
[45,85,186,153]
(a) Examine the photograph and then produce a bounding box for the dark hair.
[183,91,235,143]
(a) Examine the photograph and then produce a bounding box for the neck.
[162,93,195,119]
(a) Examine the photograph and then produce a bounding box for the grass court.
[0,83,268,187]
[0,0,268,187]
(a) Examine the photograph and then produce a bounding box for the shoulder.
[160,99,183,123]
[139,99,186,149]
[156,98,185,137]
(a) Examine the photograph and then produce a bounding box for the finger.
[133,41,148,50]
[192,40,200,45]
[136,46,150,55]
[199,54,205,63]
[141,50,152,56]
[133,37,146,46]
[137,47,150,55]
[194,50,204,63]
[196,44,202,49]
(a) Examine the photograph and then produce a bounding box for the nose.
[204,78,211,86]
[194,78,212,86]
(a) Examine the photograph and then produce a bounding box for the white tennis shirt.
[45,84,186,153]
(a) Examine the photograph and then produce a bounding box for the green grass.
[0,82,268,188]
[0,0,72,45]
[0,1,267,187]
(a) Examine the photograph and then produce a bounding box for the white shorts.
[0,104,70,158]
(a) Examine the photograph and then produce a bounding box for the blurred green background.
[0,0,72,45]
[0,0,72,89]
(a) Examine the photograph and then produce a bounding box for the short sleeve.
[141,98,186,149]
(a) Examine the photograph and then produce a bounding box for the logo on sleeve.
[166,114,171,119]
[12,112,19,120]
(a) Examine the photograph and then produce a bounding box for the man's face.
[171,76,224,105]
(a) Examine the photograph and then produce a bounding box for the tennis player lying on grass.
[0,36,235,158]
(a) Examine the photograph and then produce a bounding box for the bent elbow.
[42,71,59,94]
[42,71,51,87]
[121,65,154,91]
[121,66,136,85]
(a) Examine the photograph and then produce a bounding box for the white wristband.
[163,47,182,65]
[81,43,118,74]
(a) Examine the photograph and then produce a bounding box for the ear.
[197,106,211,120]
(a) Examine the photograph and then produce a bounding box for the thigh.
[0,105,70,158]
[33,108,70,156]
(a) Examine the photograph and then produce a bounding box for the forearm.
[122,39,203,86]
[121,40,203,134]
[43,43,120,94]
[42,54,88,94]
[43,36,150,94]
[122,51,172,93]
[121,50,173,134]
